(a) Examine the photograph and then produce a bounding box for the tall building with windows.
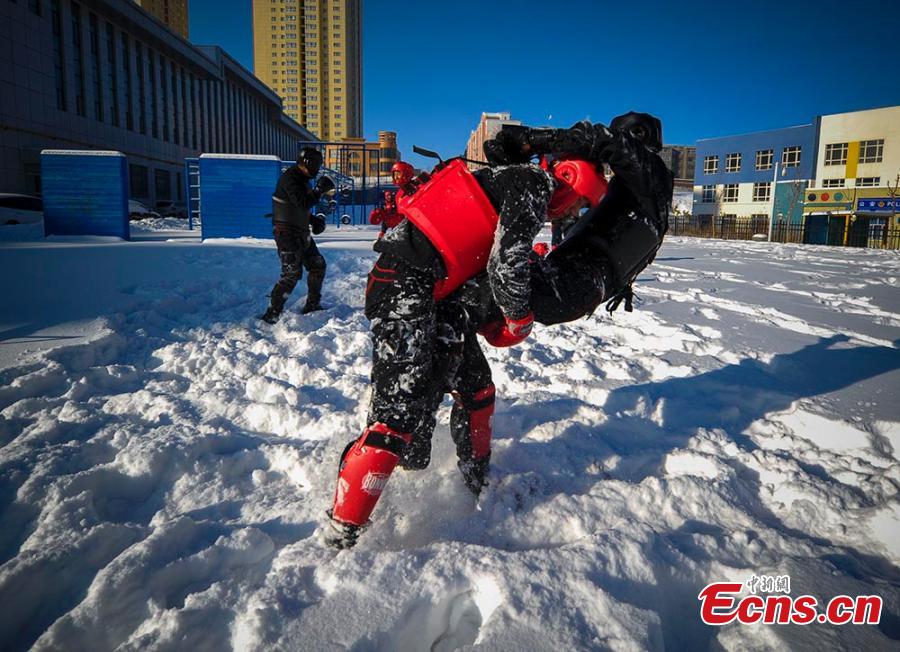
[0,0,315,206]
[803,105,900,239]
[692,125,816,224]
[660,145,696,183]
[323,130,398,178]
[134,0,188,38]
[252,0,362,141]
[465,112,520,168]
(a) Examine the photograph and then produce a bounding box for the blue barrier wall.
[40,150,128,238]
[199,154,281,239]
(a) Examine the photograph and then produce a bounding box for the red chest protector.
[396,159,499,300]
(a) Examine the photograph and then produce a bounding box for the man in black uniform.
[260,147,336,324]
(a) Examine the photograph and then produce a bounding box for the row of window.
[701,177,883,203]
[703,146,802,174]
[704,138,886,176]
[44,0,300,158]
[821,177,881,188]
[701,183,771,203]
[824,140,884,165]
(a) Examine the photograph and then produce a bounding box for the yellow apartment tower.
[252,0,362,141]
[134,0,189,39]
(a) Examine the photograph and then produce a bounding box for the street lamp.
[769,161,787,242]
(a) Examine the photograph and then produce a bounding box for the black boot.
[322,510,366,549]
[458,456,490,496]
[301,296,323,314]
[259,305,282,324]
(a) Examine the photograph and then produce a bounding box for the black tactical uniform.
[261,149,333,323]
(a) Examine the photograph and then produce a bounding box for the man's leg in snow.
[450,331,495,495]
[327,255,438,544]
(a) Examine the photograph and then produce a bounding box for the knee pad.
[331,423,411,527]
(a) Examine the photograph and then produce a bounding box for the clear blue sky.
[190,0,900,168]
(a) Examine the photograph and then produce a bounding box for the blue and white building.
[692,125,817,224]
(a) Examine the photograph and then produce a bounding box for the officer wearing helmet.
[369,161,416,235]
[261,146,337,324]
[323,123,611,548]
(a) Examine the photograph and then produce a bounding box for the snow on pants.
[330,253,494,526]
[270,223,326,310]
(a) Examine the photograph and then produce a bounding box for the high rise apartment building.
[252,0,362,141]
[465,112,520,168]
[135,0,188,38]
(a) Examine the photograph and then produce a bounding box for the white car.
[0,193,43,226]
[129,200,161,220]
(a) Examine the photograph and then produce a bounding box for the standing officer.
[261,147,336,323]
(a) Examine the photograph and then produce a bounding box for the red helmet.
[391,161,415,186]
[547,159,607,218]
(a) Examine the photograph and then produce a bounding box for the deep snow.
[1,225,899,651]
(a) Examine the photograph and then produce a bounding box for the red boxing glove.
[479,312,534,347]
[532,242,550,257]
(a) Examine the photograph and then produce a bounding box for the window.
[782,146,801,168]
[122,34,133,130]
[51,0,66,110]
[71,3,85,116]
[820,179,843,188]
[855,177,881,187]
[701,185,715,203]
[171,62,179,144]
[129,164,149,198]
[725,153,741,172]
[752,182,771,202]
[160,55,168,141]
[89,14,103,122]
[722,184,739,202]
[755,149,773,171]
[105,23,118,126]
[149,51,158,138]
[135,43,146,134]
[824,142,848,166]
[703,155,718,174]
[154,169,171,199]
[858,139,884,164]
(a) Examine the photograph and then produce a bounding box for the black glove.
[316,175,336,197]
[311,214,326,235]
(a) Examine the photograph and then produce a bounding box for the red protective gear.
[331,422,412,527]
[397,159,499,300]
[370,191,405,231]
[532,242,550,257]
[391,161,415,187]
[547,158,607,219]
[478,312,534,347]
[464,385,495,459]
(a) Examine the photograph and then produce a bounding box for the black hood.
[610,112,663,152]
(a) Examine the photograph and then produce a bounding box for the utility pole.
[768,161,781,242]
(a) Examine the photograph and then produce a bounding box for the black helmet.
[610,112,663,152]
[297,146,324,176]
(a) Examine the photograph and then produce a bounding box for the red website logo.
[698,575,882,626]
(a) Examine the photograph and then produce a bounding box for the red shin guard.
[466,385,495,460]
[331,423,411,527]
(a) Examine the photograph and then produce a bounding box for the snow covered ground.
[1,224,899,651]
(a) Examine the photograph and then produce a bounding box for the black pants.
[364,253,493,465]
[270,223,326,310]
